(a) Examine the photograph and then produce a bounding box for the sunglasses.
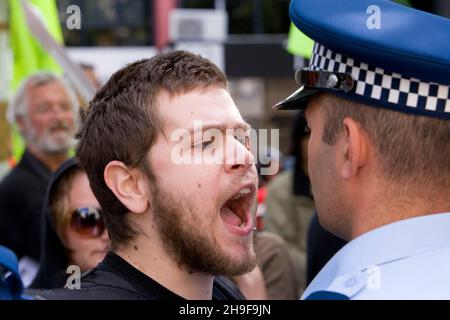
[70,207,105,239]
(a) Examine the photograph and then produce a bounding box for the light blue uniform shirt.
[302,212,450,299]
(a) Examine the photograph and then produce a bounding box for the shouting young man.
[32,51,259,300]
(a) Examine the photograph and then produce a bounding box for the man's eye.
[201,140,214,150]
[36,104,50,113]
[194,137,215,150]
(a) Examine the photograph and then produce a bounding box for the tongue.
[220,206,242,226]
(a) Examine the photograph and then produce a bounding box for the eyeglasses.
[70,207,105,239]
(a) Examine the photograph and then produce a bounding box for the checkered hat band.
[309,42,450,116]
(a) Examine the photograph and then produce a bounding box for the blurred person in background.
[31,158,110,289]
[254,230,300,299]
[230,265,267,300]
[264,112,315,295]
[231,230,301,300]
[0,72,78,283]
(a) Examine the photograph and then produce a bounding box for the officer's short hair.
[320,93,450,192]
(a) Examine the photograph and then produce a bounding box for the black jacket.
[0,150,52,261]
[30,158,79,289]
[29,252,245,300]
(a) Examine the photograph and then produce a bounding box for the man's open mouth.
[220,185,255,235]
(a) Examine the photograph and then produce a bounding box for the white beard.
[28,124,76,154]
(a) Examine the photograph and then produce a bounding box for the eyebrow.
[187,121,252,135]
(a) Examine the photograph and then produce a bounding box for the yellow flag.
[287,23,314,59]
[8,0,63,162]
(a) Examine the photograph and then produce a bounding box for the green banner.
[287,23,314,59]
[8,0,63,162]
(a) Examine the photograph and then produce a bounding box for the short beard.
[28,127,75,154]
[150,181,257,277]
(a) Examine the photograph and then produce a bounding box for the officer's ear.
[339,117,369,180]
[104,160,149,214]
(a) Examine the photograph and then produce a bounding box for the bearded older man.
[0,72,77,274]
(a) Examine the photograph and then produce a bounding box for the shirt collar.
[303,212,450,298]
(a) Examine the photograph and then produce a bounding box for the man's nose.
[223,137,255,174]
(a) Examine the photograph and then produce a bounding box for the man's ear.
[104,161,149,214]
[340,117,369,180]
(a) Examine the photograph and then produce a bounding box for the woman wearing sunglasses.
[30,158,110,289]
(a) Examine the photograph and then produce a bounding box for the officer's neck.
[349,185,450,240]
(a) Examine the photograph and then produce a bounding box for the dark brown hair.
[76,50,228,249]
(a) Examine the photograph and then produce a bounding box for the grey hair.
[6,72,79,125]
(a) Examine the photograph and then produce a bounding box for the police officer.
[275,0,450,299]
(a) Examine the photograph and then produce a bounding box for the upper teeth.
[231,187,251,201]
